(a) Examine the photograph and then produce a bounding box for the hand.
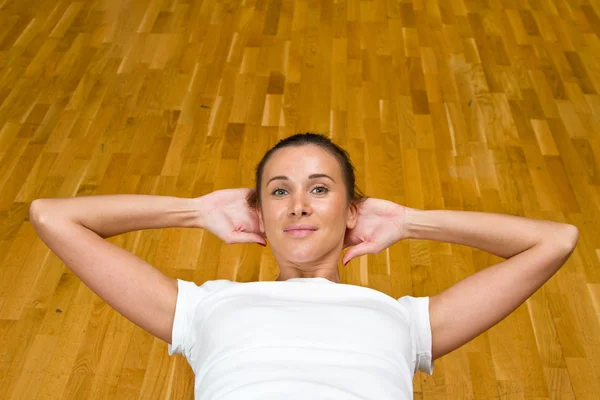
[342,198,408,266]
[196,188,266,246]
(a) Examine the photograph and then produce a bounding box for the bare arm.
[32,194,202,238]
[403,209,579,360]
[405,209,576,259]
[29,195,203,343]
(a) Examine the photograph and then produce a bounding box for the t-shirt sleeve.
[397,296,434,375]
[168,279,231,357]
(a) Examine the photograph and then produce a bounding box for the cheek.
[316,205,347,227]
[262,207,284,232]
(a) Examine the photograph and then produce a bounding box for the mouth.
[285,229,317,238]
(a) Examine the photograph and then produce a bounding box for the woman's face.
[257,145,358,266]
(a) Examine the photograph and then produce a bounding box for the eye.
[312,185,329,194]
[270,186,329,196]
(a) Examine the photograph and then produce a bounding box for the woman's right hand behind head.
[195,188,267,246]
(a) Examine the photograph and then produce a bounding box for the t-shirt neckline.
[285,277,336,283]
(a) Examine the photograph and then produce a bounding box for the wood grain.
[0,0,599,398]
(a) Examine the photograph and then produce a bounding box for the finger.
[248,233,267,246]
[230,232,267,246]
[342,242,381,266]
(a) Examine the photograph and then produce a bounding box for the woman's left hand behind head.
[342,198,408,266]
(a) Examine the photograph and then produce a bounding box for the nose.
[289,192,312,217]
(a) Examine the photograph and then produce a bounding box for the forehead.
[263,145,341,180]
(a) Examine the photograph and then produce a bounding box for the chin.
[284,248,322,263]
[287,253,319,263]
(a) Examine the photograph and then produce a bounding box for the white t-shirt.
[168,277,434,399]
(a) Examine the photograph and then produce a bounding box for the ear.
[258,206,264,233]
[346,202,358,230]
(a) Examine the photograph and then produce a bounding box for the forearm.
[30,195,201,238]
[405,208,578,259]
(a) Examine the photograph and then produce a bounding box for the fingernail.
[258,243,266,247]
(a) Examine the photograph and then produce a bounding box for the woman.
[30,133,578,399]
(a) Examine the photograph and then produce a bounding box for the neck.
[276,268,341,283]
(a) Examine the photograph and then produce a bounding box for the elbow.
[30,199,49,225]
[560,224,579,253]
[29,200,42,223]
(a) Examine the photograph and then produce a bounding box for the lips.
[285,229,316,238]
[284,224,317,232]
[284,225,318,238]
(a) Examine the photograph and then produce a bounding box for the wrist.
[393,206,419,241]
[403,207,418,240]
[190,196,207,229]
[404,208,437,240]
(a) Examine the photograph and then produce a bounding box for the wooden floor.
[1,0,599,398]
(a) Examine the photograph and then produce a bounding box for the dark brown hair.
[246,132,367,210]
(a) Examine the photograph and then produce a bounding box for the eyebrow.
[266,174,336,186]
